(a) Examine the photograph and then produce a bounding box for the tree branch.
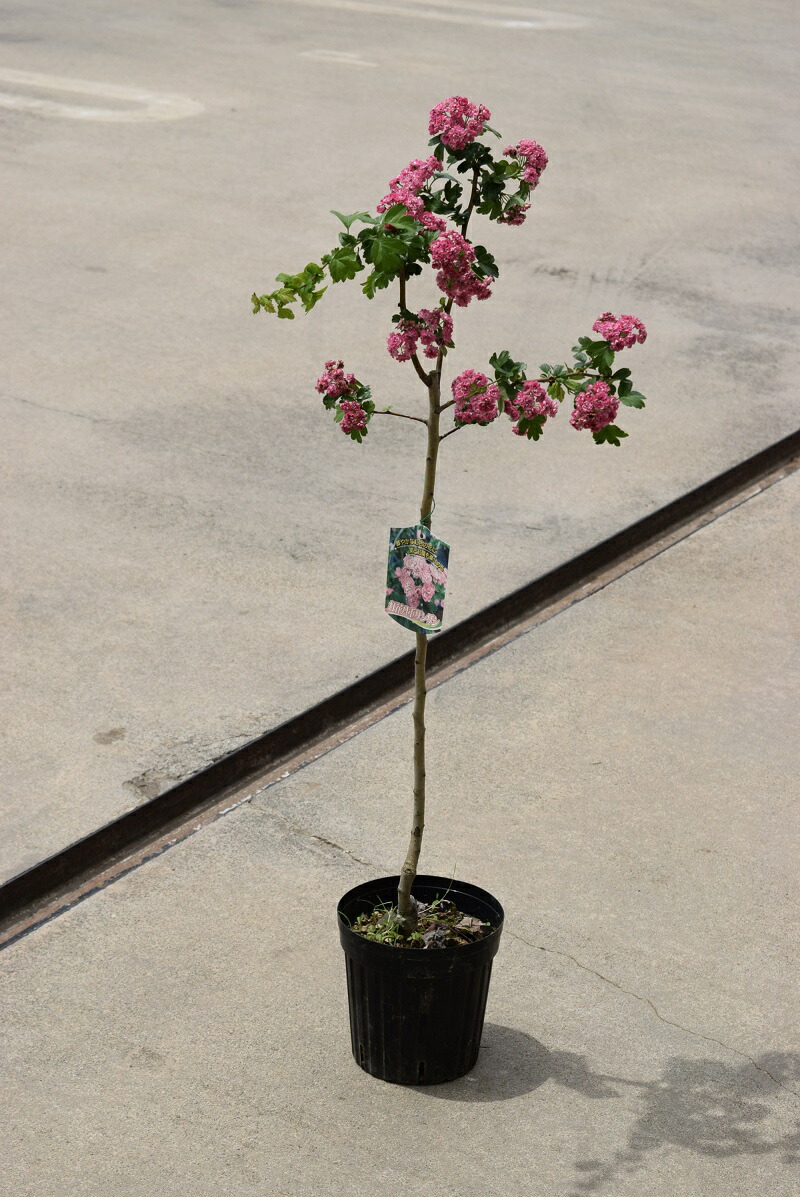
[439,423,464,442]
[374,409,428,426]
[460,165,481,238]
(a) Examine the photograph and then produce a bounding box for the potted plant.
[252,96,648,1085]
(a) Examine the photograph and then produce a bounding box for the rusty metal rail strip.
[2,429,799,949]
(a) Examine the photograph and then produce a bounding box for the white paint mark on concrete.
[286,0,588,31]
[300,48,377,66]
[0,68,204,122]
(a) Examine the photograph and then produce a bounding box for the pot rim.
[337,873,504,960]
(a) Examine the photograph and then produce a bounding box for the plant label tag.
[385,525,450,634]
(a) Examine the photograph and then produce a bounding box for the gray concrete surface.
[3,468,798,1196]
[2,0,799,879]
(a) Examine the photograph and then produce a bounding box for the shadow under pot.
[337,874,504,1086]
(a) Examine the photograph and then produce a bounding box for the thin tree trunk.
[396,375,441,931]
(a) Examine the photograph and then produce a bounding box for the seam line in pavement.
[1,429,798,948]
[507,931,800,1103]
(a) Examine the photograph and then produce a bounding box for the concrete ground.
[2,0,798,879]
[3,466,798,1196]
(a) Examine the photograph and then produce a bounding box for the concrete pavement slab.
[2,0,798,878]
[2,467,798,1195]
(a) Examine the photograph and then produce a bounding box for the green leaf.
[301,287,327,312]
[324,246,362,283]
[276,307,294,320]
[483,123,502,138]
[380,204,419,232]
[593,424,629,446]
[473,244,498,279]
[518,415,546,441]
[334,408,344,423]
[617,379,633,398]
[251,292,274,315]
[331,210,373,231]
[367,234,406,274]
[619,391,646,408]
[547,381,564,402]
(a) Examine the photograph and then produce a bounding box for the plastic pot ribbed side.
[337,875,504,1085]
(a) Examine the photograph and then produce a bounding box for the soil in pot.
[350,894,491,948]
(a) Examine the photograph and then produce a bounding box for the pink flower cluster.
[315,359,357,399]
[428,96,491,152]
[592,312,647,352]
[505,380,559,435]
[498,203,531,227]
[339,400,367,434]
[395,553,447,610]
[430,230,492,307]
[452,370,500,425]
[569,381,619,433]
[377,155,446,232]
[387,308,454,362]
[504,139,548,187]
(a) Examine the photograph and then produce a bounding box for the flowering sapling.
[253,97,649,935]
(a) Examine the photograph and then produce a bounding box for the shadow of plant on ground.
[424,1025,800,1191]
[570,1051,800,1195]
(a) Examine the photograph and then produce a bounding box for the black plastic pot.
[337,874,504,1085]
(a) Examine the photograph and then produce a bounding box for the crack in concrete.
[252,803,376,870]
[5,392,112,424]
[508,930,800,1103]
[307,832,374,869]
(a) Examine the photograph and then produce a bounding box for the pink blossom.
[592,312,647,352]
[429,96,491,152]
[452,370,500,425]
[505,380,559,434]
[498,203,530,227]
[339,400,367,434]
[388,157,439,194]
[377,186,447,232]
[315,359,357,399]
[386,308,454,363]
[387,320,421,363]
[418,209,448,232]
[430,230,492,307]
[418,308,453,357]
[504,139,548,187]
[377,156,447,231]
[569,381,619,433]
